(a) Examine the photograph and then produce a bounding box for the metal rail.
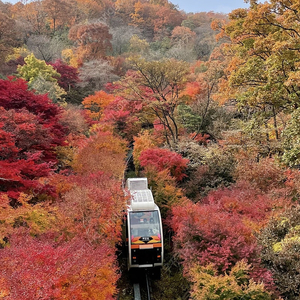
[133,270,151,300]
[145,272,151,300]
[133,283,141,300]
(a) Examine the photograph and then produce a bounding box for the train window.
[129,211,161,244]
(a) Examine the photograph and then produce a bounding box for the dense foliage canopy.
[2,0,300,299]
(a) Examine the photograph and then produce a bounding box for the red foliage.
[183,81,202,100]
[203,182,279,222]
[102,95,144,140]
[189,132,210,145]
[169,183,280,286]
[0,234,119,299]
[0,77,63,123]
[59,172,125,243]
[0,78,67,202]
[170,201,257,272]
[139,148,189,181]
[234,157,287,193]
[49,59,79,91]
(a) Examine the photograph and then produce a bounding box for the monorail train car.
[124,178,163,278]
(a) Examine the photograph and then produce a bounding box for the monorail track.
[133,269,152,300]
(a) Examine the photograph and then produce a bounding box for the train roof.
[126,178,157,211]
[126,178,148,191]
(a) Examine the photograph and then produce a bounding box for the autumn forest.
[1,0,300,299]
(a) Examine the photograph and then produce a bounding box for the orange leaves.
[0,194,10,210]
[68,22,112,63]
[115,0,183,38]
[82,90,115,121]
[72,130,127,178]
[171,26,196,47]
[211,19,227,41]
[130,1,144,26]
[42,0,72,33]
[183,81,202,101]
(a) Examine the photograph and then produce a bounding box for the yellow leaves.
[189,263,240,299]
[128,35,150,54]
[217,0,300,117]
[273,222,300,253]
[62,48,79,68]
[189,260,272,299]
[273,235,300,253]
[5,47,31,62]
[55,146,76,170]
[0,201,59,244]
[25,208,58,234]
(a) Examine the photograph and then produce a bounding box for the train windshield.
[129,211,161,244]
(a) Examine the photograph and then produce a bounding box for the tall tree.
[13,0,48,35]
[68,22,112,63]
[213,1,300,143]
[0,11,18,68]
[26,35,65,62]
[113,56,190,145]
[43,0,72,34]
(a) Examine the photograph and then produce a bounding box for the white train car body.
[125,178,164,271]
